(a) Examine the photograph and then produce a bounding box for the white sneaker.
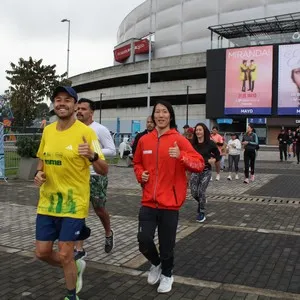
[210,176,213,181]
[76,259,86,293]
[250,175,255,182]
[243,178,249,184]
[235,174,239,180]
[147,264,161,285]
[216,174,220,181]
[227,175,232,181]
[157,275,174,293]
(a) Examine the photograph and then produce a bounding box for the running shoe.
[105,229,114,253]
[147,264,162,285]
[64,296,79,300]
[157,275,174,293]
[76,259,86,293]
[74,249,87,261]
[196,212,206,223]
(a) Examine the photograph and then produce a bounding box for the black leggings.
[244,150,256,178]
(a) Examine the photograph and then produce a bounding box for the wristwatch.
[89,152,99,162]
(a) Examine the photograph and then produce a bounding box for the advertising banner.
[224,46,273,115]
[114,39,150,63]
[278,44,300,115]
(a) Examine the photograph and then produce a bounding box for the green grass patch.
[106,156,120,164]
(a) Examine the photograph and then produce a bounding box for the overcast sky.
[0,0,145,93]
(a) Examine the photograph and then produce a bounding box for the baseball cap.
[183,124,190,129]
[52,86,78,102]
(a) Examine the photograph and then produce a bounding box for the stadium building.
[69,0,300,144]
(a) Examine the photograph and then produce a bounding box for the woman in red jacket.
[133,101,205,294]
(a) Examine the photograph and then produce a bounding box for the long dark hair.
[248,123,256,134]
[192,123,211,145]
[151,100,177,129]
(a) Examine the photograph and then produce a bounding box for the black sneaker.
[105,229,114,253]
[74,249,87,260]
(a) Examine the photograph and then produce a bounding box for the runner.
[76,98,116,256]
[190,123,220,222]
[34,86,108,300]
[133,100,205,293]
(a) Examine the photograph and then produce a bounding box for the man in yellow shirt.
[34,86,108,300]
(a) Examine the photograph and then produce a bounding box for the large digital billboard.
[224,46,273,115]
[278,44,300,115]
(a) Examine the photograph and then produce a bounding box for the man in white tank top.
[75,98,116,258]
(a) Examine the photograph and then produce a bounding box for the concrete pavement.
[0,161,300,299]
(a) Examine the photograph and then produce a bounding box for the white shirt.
[227,138,242,156]
[89,121,116,175]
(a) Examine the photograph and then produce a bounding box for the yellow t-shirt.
[36,120,105,218]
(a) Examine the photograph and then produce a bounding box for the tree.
[35,103,50,120]
[6,57,71,128]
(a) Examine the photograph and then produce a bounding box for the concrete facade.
[117,0,300,59]
[70,52,208,133]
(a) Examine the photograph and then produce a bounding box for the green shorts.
[90,175,108,209]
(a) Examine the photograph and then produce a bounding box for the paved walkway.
[0,162,300,299]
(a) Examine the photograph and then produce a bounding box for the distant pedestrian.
[133,101,205,293]
[226,133,242,180]
[277,128,289,161]
[186,127,194,143]
[190,123,220,222]
[287,129,294,158]
[295,126,300,164]
[132,116,155,155]
[210,126,224,181]
[242,124,259,183]
[182,124,190,138]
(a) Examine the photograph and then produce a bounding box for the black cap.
[183,124,190,129]
[52,86,78,102]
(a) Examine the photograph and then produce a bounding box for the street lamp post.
[99,93,104,123]
[61,19,70,78]
[186,86,191,125]
[147,0,153,114]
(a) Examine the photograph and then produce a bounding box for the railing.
[4,133,41,178]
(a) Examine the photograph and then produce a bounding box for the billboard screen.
[278,44,300,115]
[224,46,273,115]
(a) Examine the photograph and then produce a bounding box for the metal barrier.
[4,133,41,177]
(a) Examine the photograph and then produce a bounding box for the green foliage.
[6,57,72,128]
[15,135,41,158]
[35,103,50,120]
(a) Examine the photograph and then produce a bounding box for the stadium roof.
[208,12,300,41]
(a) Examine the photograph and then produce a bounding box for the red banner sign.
[114,44,131,62]
[114,39,150,63]
[134,39,149,54]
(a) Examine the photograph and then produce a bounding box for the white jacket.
[227,138,242,155]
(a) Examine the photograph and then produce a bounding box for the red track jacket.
[133,128,205,210]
